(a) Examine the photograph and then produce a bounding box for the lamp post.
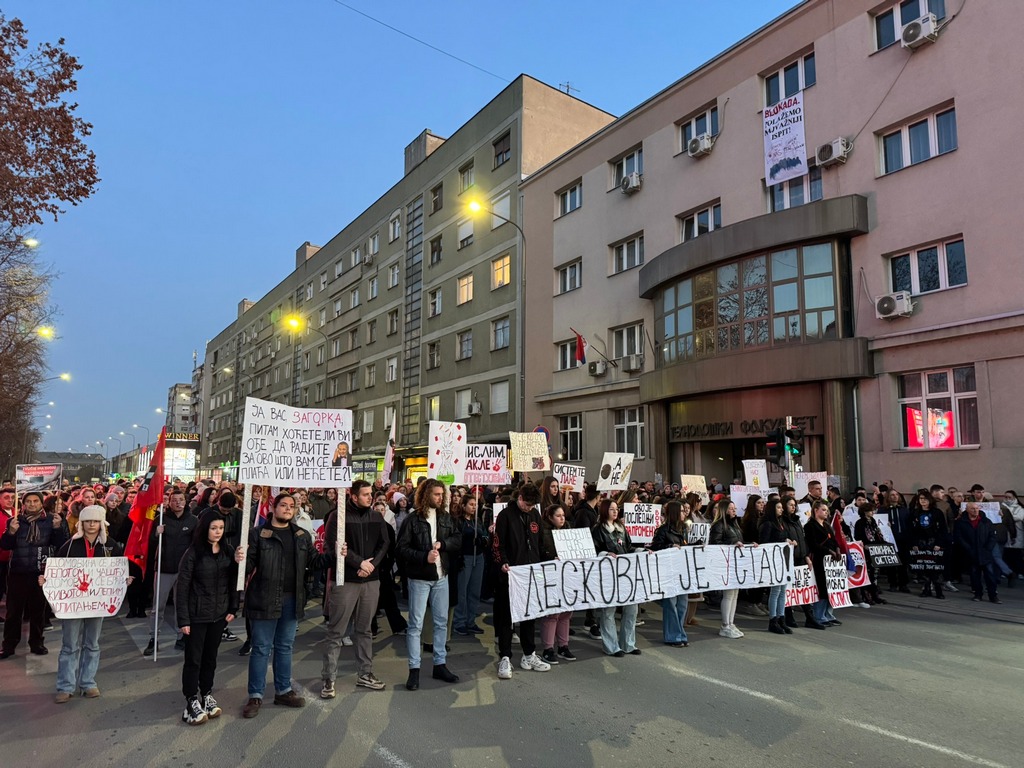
[282,315,330,408]
[108,436,122,475]
[132,423,151,448]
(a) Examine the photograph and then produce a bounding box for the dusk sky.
[12,0,796,457]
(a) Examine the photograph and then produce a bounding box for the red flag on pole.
[831,511,850,554]
[124,427,167,574]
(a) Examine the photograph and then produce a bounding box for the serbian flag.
[255,487,280,526]
[382,418,397,484]
[124,427,167,574]
[574,330,588,365]
[831,511,850,554]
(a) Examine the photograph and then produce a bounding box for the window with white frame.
[557,339,579,371]
[612,234,644,274]
[429,236,443,265]
[303,351,310,370]
[320,272,327,291]
[430,183,443,214]
[898,365,978,449]
[333,299,343,318]
[335,259,344,278]
[491,191,510,229]
[455,388,472,418]
[317,345,325,365]
[764,52,816,107]
[612,323,643,358]
[680,105,720,150]
[426,395,439,422]
[305,282,313,300]
[614,407,646,457]
[331,338,342,357]
[457,329,473,361]
[680,203,722,242]
[388,263,400,288]
[427,288,442,317]
[426,342,440,370]
[612,147,643,186]
[315,382,323,402]
[557,259,582,294]
[389,214,401,242]
[351,247,362,267]
[385,356,398,382]
[329,377,339,397]
[384,405,395,428]
[492,254,510,289]
[875,0,946,49]
[369,232,379,255]
[346,370,357,393]
[457,219,473,249]
[493,133,511,168]
[387,309,398,335]
[769,166,822,212]
[881,107,957,174]
[363,409,374,434]
[366,319,376,344]
[459,162,474,193]
[491,316,510,350]
[318,308,327,327]
[490,380,509,414]
[558,182,582,216]
[348,328,358,351]
[365,363,376,388]
[889,238,966,295]
[368,276,378,300]
[457,273,473,305]
[349,288,360,309]
[558,414,583,461]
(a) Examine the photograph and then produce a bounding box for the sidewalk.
[877,581,1024,625]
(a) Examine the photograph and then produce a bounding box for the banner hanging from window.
[763,90,808,186]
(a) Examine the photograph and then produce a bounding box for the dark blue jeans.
[247,593,298,698]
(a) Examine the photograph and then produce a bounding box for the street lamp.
[36,326,55,339]
[120,430,136,449]
[132,423,150,447]
[282,314,330,407]
[42,373,71,383]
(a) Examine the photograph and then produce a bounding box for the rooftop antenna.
[559,81,580,96]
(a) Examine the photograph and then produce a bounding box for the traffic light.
[766,427,788,468]
[785,427,805,458]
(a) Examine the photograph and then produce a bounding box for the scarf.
[23,512,43,544]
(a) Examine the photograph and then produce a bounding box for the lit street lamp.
[132,423,151,447]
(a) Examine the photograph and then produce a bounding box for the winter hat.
[21,491,44,505]
[74,504,108,543]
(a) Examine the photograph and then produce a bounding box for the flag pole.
[151,501,165,662]
[237,484,252,591]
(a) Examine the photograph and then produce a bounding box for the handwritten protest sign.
[509,432,550,472]
[874,517,897,545]
[17,463,63,494]
[43,557,129,619]
[688,522,711,545]
[794,471,827,501]
[508,543,793,623]
[785,565,819,607]
[729,485,778,514]
[428,420,467,485]
[846,541,871,588]
[463,443,510,485]
[596,452,633,492]
[960,501,1002,524]
[679,475,709,505]
[824,555,852,609]
[553,463,586,494]
[623,503,661,544]
[552,528,597,559]
[239,397,353,487]
[865,542,901,567]
[742,460,769,489]
[763,89,808,185]
[909,547,945,575]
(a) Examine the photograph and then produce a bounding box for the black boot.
[768,617,785,634]
[920,585,933,598]
[784,608,798,629]
[934,583,945,599]
[405,668,420,691]
[432,664,459,683]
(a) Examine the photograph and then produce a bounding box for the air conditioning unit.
[620,172,642,195]
[363,253,374,267]
[901,13,939,49]
[816,137,852,167]
[352,429,362,440]
[687,133,714,158]
[622,354,644,373]
[588,361,608,377]
[468,401,482,416]
[875,291,914,319]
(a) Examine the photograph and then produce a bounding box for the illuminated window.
[898,366,978,449]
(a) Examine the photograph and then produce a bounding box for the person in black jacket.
[955,502,1000,603]
[396,478,461,691]
[144,489,195,656]
[910,489,949,599]
[759,498,795,635]
[804,500,840,627]
[593,498,641,656]
[782,496,823,628]
[651,500,690,647]
[882,489,912,593]
[453,494,488,636]
[709,499,747,639]
[176,514,240,725]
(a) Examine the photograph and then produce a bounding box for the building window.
[384,405,396,428]
[366,319,377,344]
[881,107,957,174]
[557,339,579,371]
[492,316,510,350]
[333,299,343,318]
[890,238,967,295]
[764,52,816,107]
[426,395,440,421]
[387,310,399,335]
[303,351,310,370]
[612,323,644,358]
[346,370,358,393]
[369,232,379,255]
[459,161,474,193]
[457,273,474,305]
[875,0,947,50]
[493,132,511,168]
[389,213,401,242]
[320,272,327,291]
[614,407,645,458]
[351,247,361,267]
[612,234,644,274]
[317,345,325,365]
[388,263,400,288]
[680,203,722,242]
[328,377,339,397]
[490,380,509,414]
[365,363,376,388]
[612,147,643,187]
[315,382,323,402]
[680,105,720,150]
[557,259,582,294]
[361,409,374,433]
[335,259,344,278]
[457,329,473,361]
[898,365,978,448]
[305,282,313,300]
[430,183,443,214]
[368,276,378,300]
[350,288,360,309]
[318,308,327,327]
[427,342,441,370]
[385,356,398,382]
[331,338,342,357]
[427,288,442,317]
[492,254,511,289]
[457,219,473,249]
[558,414,583,462]
[558,182,583,216]
[491,191,510,230]
[769,167,823,212]
[455,388,472,419]
[430,236,443,265]
[348,328,359,351]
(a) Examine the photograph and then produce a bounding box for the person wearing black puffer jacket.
[759,498,795,635]
[782,496,823,629]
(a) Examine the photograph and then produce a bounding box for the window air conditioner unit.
[901,13,939,49]
[816,137,851,167]
[352,429,362,440]
[363,253,373,266]
[875,291,914,319]
[588,361,608,377]
[687,133,714,158]
[468,402,483,416]
[622,354,644,372]
[620,172,642,195]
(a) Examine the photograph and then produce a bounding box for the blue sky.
[10,0,797,457]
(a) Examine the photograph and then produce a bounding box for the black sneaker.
[202,693,222,718]
[221,629,239,642]
[467,625,485,635]
[182,695,208,725]
[589,625,600,638]
[142,639,156,657]
[174,635,186,651]
[557,646,577,661]
[237,640,251,656]
[541,648,559,665]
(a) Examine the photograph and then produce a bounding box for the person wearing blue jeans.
[759,498,795,635]
[593,500,641,655]
[805,500,841,629]
[453,495,487,635]
[651,501,691,647]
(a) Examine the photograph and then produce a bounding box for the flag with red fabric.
[124,427,166,574]
[831,511,850,554]
[574,330,588,365]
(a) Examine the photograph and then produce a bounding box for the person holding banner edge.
[592,499,641,656]
[805,500,841,627]
[709,499,752,639]
[538,503,577,662]
[650,500,690,647]
[759,498,795,635]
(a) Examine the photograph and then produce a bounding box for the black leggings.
[181,619,226,698]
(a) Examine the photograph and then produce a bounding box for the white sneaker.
[497,656,513,680]
[857,602,871,609]
[719,626,743,639]
[341,636,353,647]
[520,652,552,672]
[944,581,959,593]
[730,624,745,638]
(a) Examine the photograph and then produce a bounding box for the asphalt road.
[1,593,1020,768]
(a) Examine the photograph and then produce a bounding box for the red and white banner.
[846,541,871,589]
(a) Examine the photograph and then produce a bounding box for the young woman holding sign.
[539,504,576,663]
[651,500,689,647]
[592,499,640,657]
[709,499,749,639]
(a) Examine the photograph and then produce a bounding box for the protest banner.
[824,554,852,609]
[679,475,709,505]
[552,528,597,559]
[741,459,769,490]
[239,397,353,487]
[596,452,633,492]
[508,543,793,623]
[16,463,63,494]
[463,443,510,485]
[763,89,808,185]
[427,420,468,485]
[785,565,819,608]
[874,516,897,545]
[509,431,550,472]
[865,542,901,568]
[960,501,1002,524]
[793,471,828,501]
[553,463,586,494]
[729,485,778,514]
[623,503,662,544]
[43,557,129,619]
[689,522,711,545]
[908,547,946,576]
[846,541,871,588]
[842,507,860,536]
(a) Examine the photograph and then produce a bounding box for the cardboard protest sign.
[239,397,353,487]
[623,503,661,544]
[729,485,778,515]
[874,517,897,546]
[960,501,1002,524]
[689,522,711,545]
[824,555,852,609]
[43,557,129,619]
[509,432,550,472]
[552,528,597,559]
[785,565,820,607]
[596,453,633,492]
[909,547,945,576]
[508,543,793,623]
[463,443,510,485]
[427,420,468,485]
[553,463,586,494]
[846,541,871,588]
[842,507,860,536]
[865,542,901,567]
[16,463,63,494]
[742,459,769,490]
[679,475,709,504]
[793,471,827,501]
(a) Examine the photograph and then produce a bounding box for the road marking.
[373,744,415,768]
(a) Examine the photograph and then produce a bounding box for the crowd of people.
[0,473,1020,724]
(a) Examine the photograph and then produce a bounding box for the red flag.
[574,330,588,365]
[831,511,850,554]
[124,428,167,574]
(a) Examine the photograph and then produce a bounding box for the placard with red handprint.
[42,557,130,618]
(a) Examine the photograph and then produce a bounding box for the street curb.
[878,595,1024,626]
